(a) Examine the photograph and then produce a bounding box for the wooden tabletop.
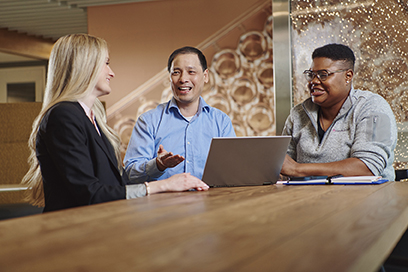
[1,182,408,272]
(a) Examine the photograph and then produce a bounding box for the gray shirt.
[282,87,398,181]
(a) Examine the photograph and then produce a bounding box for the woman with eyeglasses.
[22,34,209,212]
[280,43,397,181]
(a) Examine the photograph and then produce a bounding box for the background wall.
[88,0,262,110]
[88,0,273,158]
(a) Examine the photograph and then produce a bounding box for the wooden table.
[1,182,408,272]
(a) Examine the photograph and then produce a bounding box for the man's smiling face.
[169,53,209,107]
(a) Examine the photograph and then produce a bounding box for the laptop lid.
[202,136,291,187]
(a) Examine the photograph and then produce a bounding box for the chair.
[381,169,408,271]
[395,169,408,181]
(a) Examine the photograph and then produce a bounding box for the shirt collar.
[168,96,210,116]
[332,85,355,117]
[78,100,93,120]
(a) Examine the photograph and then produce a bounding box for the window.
[0,66,45,103]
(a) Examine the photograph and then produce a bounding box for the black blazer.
[36,101,129,212]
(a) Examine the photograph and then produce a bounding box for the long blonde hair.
[21,34,122,207]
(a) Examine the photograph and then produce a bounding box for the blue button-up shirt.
[124,97,236,182]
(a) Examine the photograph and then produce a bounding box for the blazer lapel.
[87,118,126,186]
[74,102,122,179]
[91,120,118,169]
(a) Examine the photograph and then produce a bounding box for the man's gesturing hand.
[156,144,185,171]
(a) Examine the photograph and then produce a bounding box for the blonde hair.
[21,34,122,207]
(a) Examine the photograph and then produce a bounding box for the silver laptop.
[202,136,291,187]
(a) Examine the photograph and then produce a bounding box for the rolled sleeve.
[124,114,165,183]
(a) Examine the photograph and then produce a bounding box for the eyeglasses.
[303,69,348,82]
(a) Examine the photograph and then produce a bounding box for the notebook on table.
[277,175,389,185]
[202,136,291,187]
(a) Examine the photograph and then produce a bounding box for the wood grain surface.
[1,182,408,272]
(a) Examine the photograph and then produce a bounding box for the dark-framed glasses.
[303,69,348,82]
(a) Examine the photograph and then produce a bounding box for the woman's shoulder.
[48,101,82,116]
[50,101,80,111]
[290,98,314,115]
[43,101,85,125]
[353,88,385,101]
[352,89,391,108]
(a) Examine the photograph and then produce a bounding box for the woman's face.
[94,54,115,97]
[307,57,353,110]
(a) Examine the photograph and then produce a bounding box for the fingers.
[280,159,289,176]
[157,145,185,169]
[195,183,210,191]
[159,154,185,169]
[159,152,174,161]
[164,173,209,192]
[187,175,209,191]
[280,155,297,176]
[164,155,185,167]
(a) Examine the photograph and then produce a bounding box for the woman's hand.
[280,154,299,177]
[148,173,209,194]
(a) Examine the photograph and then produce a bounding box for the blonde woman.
[22,34,208,212]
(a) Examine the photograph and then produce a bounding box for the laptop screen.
[202,136,291,187]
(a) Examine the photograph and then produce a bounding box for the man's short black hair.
[312,44,355,70]
[167,46,208,72]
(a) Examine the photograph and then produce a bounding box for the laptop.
[202,136,291,187]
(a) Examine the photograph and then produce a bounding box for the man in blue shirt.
[124,46,236,183]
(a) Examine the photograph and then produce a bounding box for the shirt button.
[186,160,189,163]
[187,142,190,145]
